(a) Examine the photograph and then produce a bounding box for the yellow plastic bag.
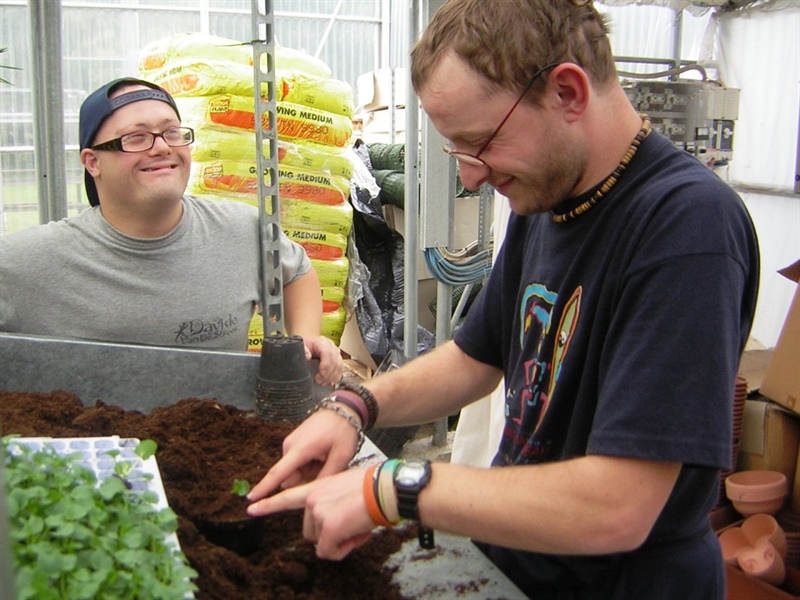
[189,160,349,206]
[281,197,353,237]
[278,164,350,206]
[139,33,251,73]
[247,305,346,350]
[189,126,354,180]
[276,102,353,148]
[278,72,354,117]
[311,257,349,289]
[146,60,257,97]
[176,96,352,147]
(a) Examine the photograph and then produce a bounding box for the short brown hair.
[410,0,616,101]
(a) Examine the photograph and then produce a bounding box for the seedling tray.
[5,435,194,598]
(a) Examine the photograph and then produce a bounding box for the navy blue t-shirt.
[454,130,759,599]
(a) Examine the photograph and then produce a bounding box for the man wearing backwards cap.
[0,77,343,385]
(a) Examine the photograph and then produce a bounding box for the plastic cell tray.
[5,436,192,597]
[7,436,172,510]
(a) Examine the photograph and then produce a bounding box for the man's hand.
[248,467,376,560]
[247,408,359,500]
[303,335,344,386]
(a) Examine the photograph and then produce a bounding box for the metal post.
[28,0,68,224]
[403,0,420,360]
[670,8,683,81]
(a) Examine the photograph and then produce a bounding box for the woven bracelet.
[334,381,379,431]
[307,399,365,457]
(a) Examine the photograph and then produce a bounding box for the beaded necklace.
[551,114,651,224]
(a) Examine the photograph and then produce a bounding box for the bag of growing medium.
[276,102,353,148]
[310,257,349,289]
[278,164,351,206]
[321,285,346,312]
[189,161,350,206]
[277,72,355,118]
[281,197,354,237]
[284,227,348,261]
[279,139,354,180]
[188,126,354,181]
[146,60,256,98]
[139,33,332,79]
[139,33,252,73]
[247,304,346,350]
[175,96,352,147]
[175,95,258,132]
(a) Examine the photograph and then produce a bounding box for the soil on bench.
[0,390,417,599]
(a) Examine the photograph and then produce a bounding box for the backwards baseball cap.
[79,77,181,207]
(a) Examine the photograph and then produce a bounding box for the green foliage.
[2,436,198,600]
[231,479,251,496]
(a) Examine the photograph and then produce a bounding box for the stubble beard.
[508,143,586,217]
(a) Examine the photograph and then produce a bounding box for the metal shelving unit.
[251,0,284,336]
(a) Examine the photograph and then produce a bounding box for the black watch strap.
[393,459,435,549]
[418,525,435,549]
[394,459,431,519]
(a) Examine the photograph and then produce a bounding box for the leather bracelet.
[363,463,392,527]
[334,380,378,431]
[307,399,365,458]
[325,390,368,429]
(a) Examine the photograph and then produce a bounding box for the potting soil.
[0,390,416,599]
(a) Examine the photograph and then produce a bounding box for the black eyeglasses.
[91,126,195,153]
[443,63,559,167]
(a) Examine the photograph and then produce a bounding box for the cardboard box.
[761,259,800,414]
[359,107,407,145]
[356,68,407,113]
[738,399,800,492]
[339,316,378,377]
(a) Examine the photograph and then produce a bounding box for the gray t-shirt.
[0,196,311,350]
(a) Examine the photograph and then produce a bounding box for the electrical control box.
[623,79,740,167]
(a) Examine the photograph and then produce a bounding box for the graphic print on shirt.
[174,314,240,345]
[507,283,581,452]
[510,283,557,428]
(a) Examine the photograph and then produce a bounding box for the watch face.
[396,461,427,486]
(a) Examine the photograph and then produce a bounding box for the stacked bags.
[138,33,355,346]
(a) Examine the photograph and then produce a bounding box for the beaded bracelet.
[334,380,379,431]
[376,459,401,524]
[307,399,365,457]
[363,463,393,527]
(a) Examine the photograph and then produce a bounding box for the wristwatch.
[394,459,435,549]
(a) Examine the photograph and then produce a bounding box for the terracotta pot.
[725,470,788,516]
[737,536,786,586]
[742,513,787,558]
[719,526,749,566]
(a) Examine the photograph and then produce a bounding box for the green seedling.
[2,435,199,600]
[231,479,251,497]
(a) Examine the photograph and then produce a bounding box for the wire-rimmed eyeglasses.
[442,63,559,167]
[91,126,195,153]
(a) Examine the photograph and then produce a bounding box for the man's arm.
[419,455,680,556]
[366,340,504,427]
[248,340,503,500]
[282,267,323,338]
